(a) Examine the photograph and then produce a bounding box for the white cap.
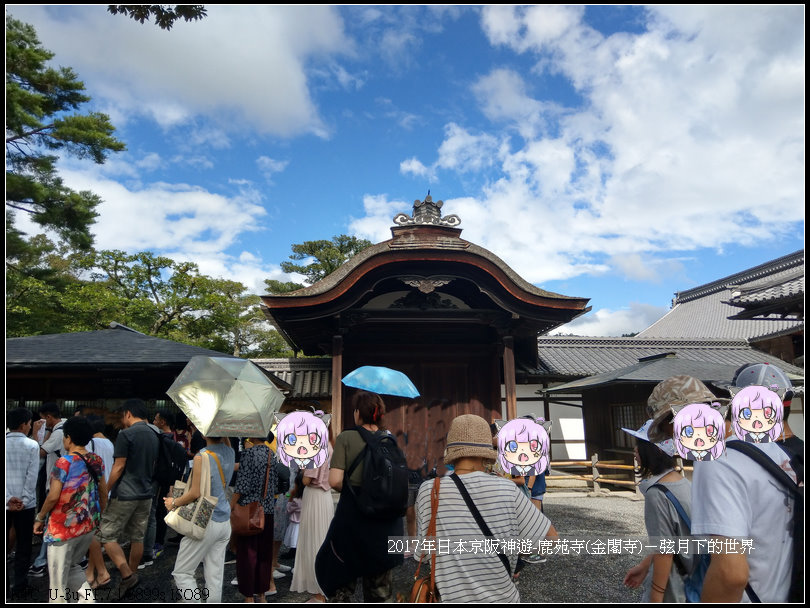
[621,419,677,457]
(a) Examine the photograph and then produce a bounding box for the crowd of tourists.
[5,363,803,604]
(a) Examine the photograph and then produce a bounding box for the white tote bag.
[164,452,217,541]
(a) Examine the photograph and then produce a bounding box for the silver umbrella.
[167,356,285,437]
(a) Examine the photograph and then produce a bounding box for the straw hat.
[444,414,498,465]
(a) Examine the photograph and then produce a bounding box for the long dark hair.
[636,439,677,478]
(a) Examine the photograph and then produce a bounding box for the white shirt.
[691,440,796,602]
[88,436,114,484]
[40,419,66,491]
[6,432,40,510]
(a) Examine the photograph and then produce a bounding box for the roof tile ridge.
[675,250,804,303]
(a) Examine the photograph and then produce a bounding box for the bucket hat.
[647,375,720,442]
[621,419,677,457]
[444,414,498,465]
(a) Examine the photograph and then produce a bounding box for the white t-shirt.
[691,440,797,602]
[88,436,114,484]
[40,419,66,490]
[415,472,551,603]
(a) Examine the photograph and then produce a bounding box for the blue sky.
[9,5,805,336]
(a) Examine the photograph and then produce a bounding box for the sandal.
[91,575,112,590]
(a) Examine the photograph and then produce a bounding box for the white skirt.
[290,485,334,595]
[283,521,299,548]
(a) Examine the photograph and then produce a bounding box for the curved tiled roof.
[638,250,803,339]
[536,336,803,379]
[6,326,239,367]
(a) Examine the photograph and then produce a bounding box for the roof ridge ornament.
[393,194,461,227]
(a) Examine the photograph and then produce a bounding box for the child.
[283,473,304,559]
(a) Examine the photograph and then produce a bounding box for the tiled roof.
[726,271,804,320]
[252,358,332,398]
[536,336,803,379]
[638,250,804,339]
[545,354,742,392]
[6,325,239,367]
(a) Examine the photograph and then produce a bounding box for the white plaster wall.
[500,384,586,461]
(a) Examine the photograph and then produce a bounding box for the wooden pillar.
[503,335,517,420]
[331,335,343,436]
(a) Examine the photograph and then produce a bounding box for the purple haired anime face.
[673,404,726,461]
[731,386,783,442]
[275,411,329,469]
[497,418,550,475]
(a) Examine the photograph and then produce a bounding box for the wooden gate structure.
[261,196,590,472]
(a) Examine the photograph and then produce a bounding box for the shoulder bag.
[165,451,219,541]
[410,476,441,603]
[231,448,272,536]
[449,473,512,578]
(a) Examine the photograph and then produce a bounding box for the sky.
[8,5,805,337]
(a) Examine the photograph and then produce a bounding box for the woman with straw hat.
[414,414,559,602]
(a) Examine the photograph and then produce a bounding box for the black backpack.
[345,426,409,520]
[152,429,189,487]
[726,441,804,603]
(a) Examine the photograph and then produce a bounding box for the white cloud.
[400,158,434,180]
[256,157,290,183]
[348,194,410,243]
[50,164,266,255]
[551,302,668,337]
[394,6,804,285]
[12,5,352,138]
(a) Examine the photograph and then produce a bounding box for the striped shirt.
[415,472,551,602]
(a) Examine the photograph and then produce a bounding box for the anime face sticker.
[274,410,330,471]
[730,385,783,444]
[672,403,726,462]
[496,416,551,477]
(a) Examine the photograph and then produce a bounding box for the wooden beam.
[331,335,343,436]
[503,335,517,420]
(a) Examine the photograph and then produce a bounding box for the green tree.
[5,227,86,336]
[59,250,289,356]
[6,16,126,251]
[107,5,207,30]
[264,278,305,294]
[280,234,373,285]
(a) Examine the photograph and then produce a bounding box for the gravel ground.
[10,489,647,604]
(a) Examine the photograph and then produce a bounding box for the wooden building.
[261,196,590,471]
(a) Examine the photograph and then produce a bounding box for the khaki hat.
[444,414,498,465]
[647,375,720,442]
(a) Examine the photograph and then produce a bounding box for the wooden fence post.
[591,453,600,493]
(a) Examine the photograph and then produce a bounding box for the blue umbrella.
[342,366,420,398]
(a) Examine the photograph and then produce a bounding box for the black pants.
[7,507,35,592]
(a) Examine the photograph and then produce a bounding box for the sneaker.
[526,554,547,564]
[275,564,292,573]
[224,550,237,565]
[117,573,140,598]
[28,565,46,578]
[231,578,238,585]
[153,544,164,559]
[137,557,154,570]
[273,569,286,579]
